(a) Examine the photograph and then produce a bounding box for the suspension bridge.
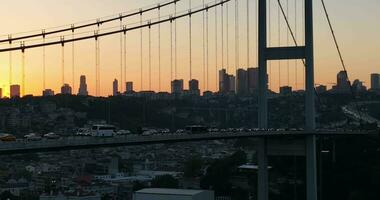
[0,1,366,200]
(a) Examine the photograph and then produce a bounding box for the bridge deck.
[0,131,377,155]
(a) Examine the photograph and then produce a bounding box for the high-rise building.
[126,82,133,93]
[0,88,2,98]
[10,85,20,98]
[352,79,367,93]
[229,75,236,93]
[371,73,380,90]
[236,69,248,95]
[43,89,55,96]
[280,86,292,95]
[113,79,119,96]
[247,67,259,93]
[219,69,236,94]
[189,79,200,96]
[316,85,327,94]
[61,84,72,95]
[171,79,184,95]
[78,75,88,96]
[333,71,351,93]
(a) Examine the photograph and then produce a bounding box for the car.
[44,132,60,139]
[24,133,42,141]
[0,134,16,142]
[116,130,131,135]
[76,128,91,136]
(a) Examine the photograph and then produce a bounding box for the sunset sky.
[0,0,379,97]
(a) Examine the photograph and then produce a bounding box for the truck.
[91,125,116,137]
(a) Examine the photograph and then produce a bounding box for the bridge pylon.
[257,0,317,200]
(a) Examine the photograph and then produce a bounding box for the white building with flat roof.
[134,188,214,200]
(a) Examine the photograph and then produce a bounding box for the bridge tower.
[257,0,317,200]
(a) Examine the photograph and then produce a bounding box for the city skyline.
[0,0,379,97]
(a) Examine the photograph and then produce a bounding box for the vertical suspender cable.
[295,0,298,90]
[124,27,127,92]
[221,2,224,69]
[203,1,206,91]
[278,1,281,90]
[120,18,123,92]
[235,0,239,73]
[286,0,290,86]
[43,32,46,90]
[149,22,152,91]
[189,0,192,81]
[215,0,218,90]
[72,26,75,92]
[226,3,229,73]
[9,39,12,87]
[170,17,173,83]
[206,7,209,90]
[21,46,25,97]
[95,34,98,96]
[61,37,65,86]
[158,4,161,91]
[255,0,258,67]
[246,0,250,68]
[174,3,177,86]
[140,11,143,91]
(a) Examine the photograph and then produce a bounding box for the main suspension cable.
[0,0,181,44]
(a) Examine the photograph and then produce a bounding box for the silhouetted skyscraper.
[352,79,367,93]
[43,89,54,97]
[189,79,200,96]
[0,88,2,98]
[126,82,133,93]
[113,79,119,96]
[236,69,248,95]
[78,75,88,96]
[219,69,235,94]
[171,79,184,95]
[10,85,20,98]
[316,85,327,94]
[61,84,72,95]
[333,71,350,93]
[247,67,259,93]
[371,73,380,90]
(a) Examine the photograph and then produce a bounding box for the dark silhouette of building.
[189,79,200,96]
[352,79,367,93]
[113,79,119,96]
[10,85,20,98]
[218,69,236,94]
[43,89,55,97]
[61,84,72,95]
[332,71,351,93]
[371,73,380,90]
[236,69,248,95]
[171,79,184,95]
[247,67,259,93]
[126,82,133,93]
[0,88,2,98]
[78,75,88,96]
[315,85,327,94]
[280,86,292,96]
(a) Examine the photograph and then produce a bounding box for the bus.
[91,125,116,137]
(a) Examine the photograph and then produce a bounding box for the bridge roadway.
[0,130,377,155]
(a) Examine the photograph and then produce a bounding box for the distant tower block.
[126,82,133,93]
[78,75,88,96]
[10,85,20,98]
[113,79,119,96]
[108,156,119,175]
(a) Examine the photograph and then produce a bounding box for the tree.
[151,175,179,188]
[184,156,203,178]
